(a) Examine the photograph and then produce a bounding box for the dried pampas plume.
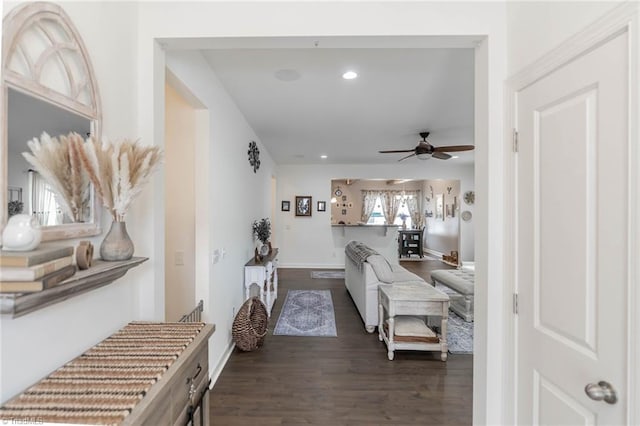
[77,137,163,222]
[22,132,90,222]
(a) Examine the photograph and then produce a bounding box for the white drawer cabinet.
[244,248,279,315]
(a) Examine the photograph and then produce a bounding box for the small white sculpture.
[2,214,42,251]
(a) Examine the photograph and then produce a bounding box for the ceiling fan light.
[342,71,358,80]
[416,153,432,160]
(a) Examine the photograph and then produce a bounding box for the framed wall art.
[317,201,326,212]
[295,196,312,216]
[281,200,290,211]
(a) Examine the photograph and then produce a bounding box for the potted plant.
[252,218,271,256]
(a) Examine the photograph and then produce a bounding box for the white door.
[515,30,630,424]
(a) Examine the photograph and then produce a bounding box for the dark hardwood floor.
[210,262,471,425]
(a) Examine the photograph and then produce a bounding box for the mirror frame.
[1,2,102,241]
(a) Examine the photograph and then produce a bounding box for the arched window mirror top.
[2,1,102,241]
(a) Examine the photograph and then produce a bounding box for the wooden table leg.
[387,315,395,361]
[440,301,449,361]
[378,299,384,342]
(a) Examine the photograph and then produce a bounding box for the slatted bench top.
[0,322,208,425]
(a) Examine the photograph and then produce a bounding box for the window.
[365,194,414,227]
[394,197,413,228]
[367,196,386,225]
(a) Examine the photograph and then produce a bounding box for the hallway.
[210,267,472,425]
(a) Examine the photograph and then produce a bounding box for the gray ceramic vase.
[100,221,134,261]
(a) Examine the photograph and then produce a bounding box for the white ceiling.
[200,45,475,165]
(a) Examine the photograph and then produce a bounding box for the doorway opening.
[164,73,210,322]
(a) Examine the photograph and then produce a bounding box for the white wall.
[507,1,623,74]
[0,1,142,403]
[164,50,277,380]
[164,82,196,322]
[423,178,461,257]
[276,162,474,267]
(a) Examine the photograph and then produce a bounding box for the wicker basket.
[232,297,269,351]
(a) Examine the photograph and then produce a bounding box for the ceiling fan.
[379,132,474,161]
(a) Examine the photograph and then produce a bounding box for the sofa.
[344,240,431,332]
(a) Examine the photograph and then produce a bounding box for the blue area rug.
[447,311,473,354]
[273,290,337,337]
[434,283,473,354]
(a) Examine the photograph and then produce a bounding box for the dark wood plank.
[210,264,472,425]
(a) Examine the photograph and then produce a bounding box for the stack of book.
[0,245,76,293]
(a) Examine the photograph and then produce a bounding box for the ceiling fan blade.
[432,152,451,160]
[398,153,416,161]
[379,149,416,154]
[432,152,452,160]
[433,145,475,152]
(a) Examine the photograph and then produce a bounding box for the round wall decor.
[461,210,472,222]
[463,190,475,205]
[248,141,260,173]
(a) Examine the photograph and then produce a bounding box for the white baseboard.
[208,341,235,389]
[276,263,345,269]
[424,248,444,258]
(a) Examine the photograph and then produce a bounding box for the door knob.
[584,381,617,404]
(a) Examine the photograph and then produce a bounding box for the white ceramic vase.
[259,242,270,256]
[1,214,42,251]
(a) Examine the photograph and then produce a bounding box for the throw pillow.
[367,254,394,283]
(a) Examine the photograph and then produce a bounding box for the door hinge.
[513,293,519,314]
[513,129,519,153]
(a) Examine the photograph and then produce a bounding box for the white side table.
[244,248,279,315]
[378,282,450,361]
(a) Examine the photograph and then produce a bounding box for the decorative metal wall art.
[463,190,475,205]
[248,141,260,173]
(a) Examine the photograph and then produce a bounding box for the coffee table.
[378,282,450,361]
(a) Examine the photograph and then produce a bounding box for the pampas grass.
[22,132,90,222]
[77,137,163,222]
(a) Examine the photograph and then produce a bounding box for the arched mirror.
[1,2,102,241]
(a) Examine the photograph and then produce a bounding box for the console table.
[0,322,215,425]
[244,248,278,315]
[378,282,449,361]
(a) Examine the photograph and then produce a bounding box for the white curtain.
[361,190,379,223]
[381,191,402,225]
[405,190,421,228]
[29,171,55,226]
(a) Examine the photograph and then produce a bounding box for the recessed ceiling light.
[342,71,358,80]
[274,69,301,82]
[320,155,328,159]
[451,155,459,159]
